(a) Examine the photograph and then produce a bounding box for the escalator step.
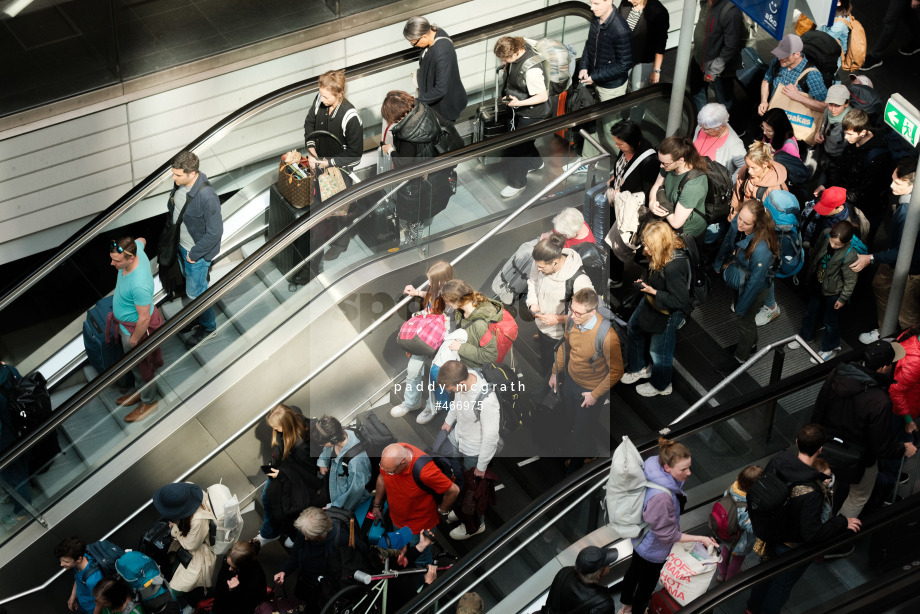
[217,274,282,335]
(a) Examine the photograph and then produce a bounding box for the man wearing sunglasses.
[168,151,224,349]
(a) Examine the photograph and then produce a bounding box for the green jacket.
[807,230,859,302]
[453,299,502,368]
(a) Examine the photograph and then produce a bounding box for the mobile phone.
[260,465,274,474]
[633,280,645,291]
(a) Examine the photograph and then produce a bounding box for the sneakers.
[253,533,279,545]
[787,341,802,350]
[446,510,459,523]
[284,537,295,548]
[449,521,485,540]
[526,160,545,175]
[416,406,437,424]
[562,161,588,174]
[899,472,910,485]
[390,403,422,418]
[636,382,672,397]
[899,42,920,56]
[404,221,423,244]
[755,304,780,326]
[730,302,735,313]
[1,512,26,527]
[810,347,841,364]
[620,365,651,385]
[184,325,214,348]
[859,329,880,345]
[609,278,623,290]
[862,55,883,70]
[500,185,525,198]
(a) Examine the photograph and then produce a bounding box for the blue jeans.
[799,290,841,352]
[627,301,685,392]
[178,246,216,331]
[746,544,810,614]
[763,283,776,310]
[404,354,432,410]
[260,478,280,539]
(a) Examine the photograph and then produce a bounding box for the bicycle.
[320,559,454,614]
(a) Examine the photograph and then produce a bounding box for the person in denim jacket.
[714,199,778,372]
[313,415,372,515]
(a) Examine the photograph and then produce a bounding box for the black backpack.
[343,414,396,492]
[1,366,60,474]
[86,540,127,577]
[672,236,711,311]
[676,162,734,226]
[411,453,456,504]
[474,362,530,437]
[846,84,883,125]
[747,469,818,543]
[799,31,841,88]
[569,242,609,300]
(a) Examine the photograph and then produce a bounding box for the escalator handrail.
[0,0,593,312]
[398,350,863,614]
[0,87,671,477]
[678,493,920,614]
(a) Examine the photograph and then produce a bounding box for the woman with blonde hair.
[621,222,693,396]
[391,260,455,423]
[255,404,321,546]
[618,437,717,614]
[714,199,779,373]
[440,280,506,369]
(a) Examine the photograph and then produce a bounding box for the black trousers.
[619,552,666,614]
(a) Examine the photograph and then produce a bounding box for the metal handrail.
[399,352,857,614]
[0,1,592,312]
[0,87,649,478]
[0,135,611,608]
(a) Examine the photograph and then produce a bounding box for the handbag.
[396,313,446,357]
[254,582,304,614]
[821,436,866,473]
[277,160,313,209]
[175,546,193,568]
[658,542,721,606]
[318,166,348,202]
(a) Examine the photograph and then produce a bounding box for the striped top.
[626,8,642,31]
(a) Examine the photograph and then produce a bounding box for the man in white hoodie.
[437,360,501,540]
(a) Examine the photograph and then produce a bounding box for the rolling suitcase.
[475,66,512,165]
[267,183,314,282]
[84,296,125,375]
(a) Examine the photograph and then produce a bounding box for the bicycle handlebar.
[354,565,454,585]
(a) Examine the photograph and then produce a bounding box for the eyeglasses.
[570,308,594,317]
[111,241,124,254]
[409,38,421,47]
[383,459,406,475]
[659,158,676,168]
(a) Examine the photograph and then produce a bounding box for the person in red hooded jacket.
[891,327,920,434]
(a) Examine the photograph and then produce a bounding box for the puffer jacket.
[391,103,442,166]
[891,331,920,423]
[714,219,776,318]
[806,229,859,302]
[634,456,685,563]
[453,299,504,368]
[525,248,593,339]
[578,9,633,89]
[731,162,789,215]
[691,0,746,78]
[727,481,755,556]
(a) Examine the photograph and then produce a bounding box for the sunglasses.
[111,241,125,254]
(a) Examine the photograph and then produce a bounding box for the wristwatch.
[869,254,875,264]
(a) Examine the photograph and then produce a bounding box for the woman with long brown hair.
[212,540,267,614]
[391,260,454,424]
[648,136,710,239]
[440,279,505,369]
[621,221,693,396]
[713,199,779,373]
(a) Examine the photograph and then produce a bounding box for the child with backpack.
[713,465,762,582]
[788,220,859,362]
[93,577,143,614]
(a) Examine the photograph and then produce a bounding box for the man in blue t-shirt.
[54,537,103,614]
[110,236,158,422]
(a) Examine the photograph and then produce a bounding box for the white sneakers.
[859,329,880,345]
[620,365,651,385]
[787,340,802,350]
[449,521,485,540]
[446,510,459,523]
[390,403,421,418]
[527,161,545,175]
[636,383,672,397]
[810,347,842,364]
[562,161,588,174]
[253,533,279,545]
[755,304,781,326]
[500,185,525,198]
[416,406,437,424]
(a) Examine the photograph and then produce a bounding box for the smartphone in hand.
[260,465,274,475]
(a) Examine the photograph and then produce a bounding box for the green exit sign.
[885,94,920,148]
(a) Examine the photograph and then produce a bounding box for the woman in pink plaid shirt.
[391,261,454,424]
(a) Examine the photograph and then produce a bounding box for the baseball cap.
[575,545,619,574]
[772,33,803,58]
[849,74,874,88]
[864,340,907,370]
[826,84,851,106]
[814,186,847,215]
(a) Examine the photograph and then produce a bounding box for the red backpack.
[478,308,518,363]
[708,493,744,542]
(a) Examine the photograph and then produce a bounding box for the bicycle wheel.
[319,584,379,614]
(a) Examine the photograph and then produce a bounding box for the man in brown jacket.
[549,288,624,472]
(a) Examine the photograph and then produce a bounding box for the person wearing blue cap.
[152,482,216,595]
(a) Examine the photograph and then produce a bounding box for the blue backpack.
[764,190,805,278]
[116,551,180,614]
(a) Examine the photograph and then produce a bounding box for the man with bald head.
[371,443,459,562]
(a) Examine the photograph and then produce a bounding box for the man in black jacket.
[690,0,745,115]
[543,545,616,614]
[811,340,916,519]
[403,16,468,124]
[747,424,860,614]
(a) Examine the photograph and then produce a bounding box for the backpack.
[116,550,173,604]
[86,540,126,577]
[1,366,60,474]
[846,234,869,256]
[604,436,671,539]
[345,413,397,491]
[411,453,457,504]
[747,468,817,542]
[324,506,377,594]
[763,190,805,279]
[560,304,628,370]
[672,234,711,310]
[845,84,883,125]
[206,482,244,555]
[570,242,609,299]
[772,151,811,194]
[835,16,867,72]
[527,38,575,96]
[708,493,745,543]
[565,82,598,114]
[491,238,538,304]
[478,306,518,364]
[799,31,841,87]
[677,162,734,225]
[474,362,530,437]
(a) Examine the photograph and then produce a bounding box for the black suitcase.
[356,198,400,253]
[139,520,175,581]
[475,67,512,165]
[267,184,314,280]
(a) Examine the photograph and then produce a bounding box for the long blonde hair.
[642,221,685,272]
[266,404,307,460]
